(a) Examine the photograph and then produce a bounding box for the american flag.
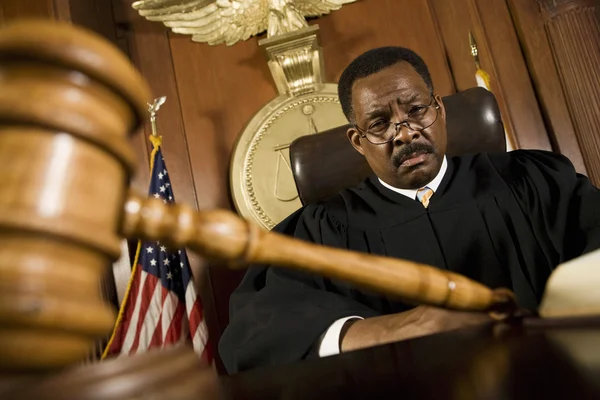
[103,146,211,362]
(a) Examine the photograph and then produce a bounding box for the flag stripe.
[192,318,209,354]
[164,301,186,344]
[120,268,152,354]
[133,277,164,353]
[161,291,175,343]
[116,264,143,344]
[186,283,203,333]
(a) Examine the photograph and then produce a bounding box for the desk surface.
[3,318,600,399]
[224,318,600,399]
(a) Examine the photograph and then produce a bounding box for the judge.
[219,47,600,373]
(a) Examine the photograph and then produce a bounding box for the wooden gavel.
[0,20,517,373]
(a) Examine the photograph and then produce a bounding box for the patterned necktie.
[416,186,434,208]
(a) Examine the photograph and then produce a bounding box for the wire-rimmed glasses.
[355,98,440,145]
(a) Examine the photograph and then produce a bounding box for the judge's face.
[346,62,447,189]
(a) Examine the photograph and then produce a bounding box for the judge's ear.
[346,126,365,156]
[435,93,446,121]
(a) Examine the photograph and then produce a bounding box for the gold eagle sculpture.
[132,0,357,45]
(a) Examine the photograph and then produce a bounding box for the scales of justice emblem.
[132,0,357,230]
[271,106,320,202]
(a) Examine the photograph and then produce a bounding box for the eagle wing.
[132,0,269,46]
[293,0,357,17]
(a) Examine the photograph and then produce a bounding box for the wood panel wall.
[0,0,55,19]
[507,0,586,173]
[2,0,596,373]
[535,0,600,186]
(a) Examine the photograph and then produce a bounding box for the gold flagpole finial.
[469,31,481,70]
[147,96,167,137]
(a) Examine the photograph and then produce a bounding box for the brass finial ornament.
[131,0,356,46]
[148,96,166,137]
[469,30,481,70]
[468,30,492,91]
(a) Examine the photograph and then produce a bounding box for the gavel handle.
[122,192,517,317]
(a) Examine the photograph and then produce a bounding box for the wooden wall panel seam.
[426,0,458,93]
[52,0,71,21]
[167,33,201,212]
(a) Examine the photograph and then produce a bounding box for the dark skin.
[346,61,447,189]
[341,61,491,352]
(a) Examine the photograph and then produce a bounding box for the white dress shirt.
[317,156,448,357]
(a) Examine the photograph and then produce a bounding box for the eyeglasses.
[354,98,440,145]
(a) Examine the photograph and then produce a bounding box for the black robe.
[219,150,600,373]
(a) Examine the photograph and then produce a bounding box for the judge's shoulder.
[456,149,579,183]
[271,190,349,236]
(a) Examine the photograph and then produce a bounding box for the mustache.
[392,142,436,166]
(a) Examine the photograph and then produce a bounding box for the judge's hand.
[340,305,492,353]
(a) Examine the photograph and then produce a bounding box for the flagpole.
[469,31,492,91]
[469,31,515,152]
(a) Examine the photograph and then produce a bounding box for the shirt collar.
[378,156,448,199]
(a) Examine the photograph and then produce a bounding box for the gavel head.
[0,20,150,371]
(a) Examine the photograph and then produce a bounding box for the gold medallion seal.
[230,83,347,230]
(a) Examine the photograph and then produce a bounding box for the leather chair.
[290,87,505,205]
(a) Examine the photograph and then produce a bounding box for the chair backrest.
[290,87,505,205]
